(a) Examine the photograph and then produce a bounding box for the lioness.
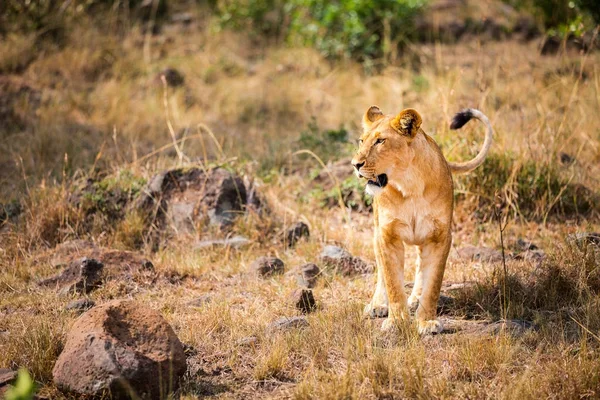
[351,106,492,334]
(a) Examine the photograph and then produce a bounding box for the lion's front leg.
[376,221,408,331]
[415,235,451,335]
[364,232,389,318]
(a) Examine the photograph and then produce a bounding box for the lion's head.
[351,106,423,195]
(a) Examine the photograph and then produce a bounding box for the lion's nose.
[352,161,365,171]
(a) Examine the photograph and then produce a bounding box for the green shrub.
[296,117,351,163]
[503,0,598,34]
[212,0,428,60]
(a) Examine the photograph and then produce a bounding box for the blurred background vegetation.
[1,0,598,61]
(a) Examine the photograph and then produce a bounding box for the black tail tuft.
[450,109,474,130]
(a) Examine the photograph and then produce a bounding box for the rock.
[457,246,503,263]
[286,222,309,247]
[437,294,455,315]
[194,235,251,250]
[237,336,258,346]
[559,152,575,166]
[297,263,320,288]
[319,245,373,276]
[252,256,284,277]
[170,12,193,24]
[65,298,96,312]
[0,369,17,398]
[186,294,212,307]
[511,239,545,263]
[159,68,184,87]
[515,238,538,251]
[134,167,249,236]
[39,241,157,286]
[568,232,600,247]
[0,369,17,386]
[53,300,186,399]
[289,289,316,314]
[267,316,309,333]
[38,257,103,294]
[0,200,21,226]
[483,319,536,337]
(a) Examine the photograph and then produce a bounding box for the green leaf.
[4,369,37,400]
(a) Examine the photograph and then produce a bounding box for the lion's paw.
[364,303,388,319]
[417,319,443,335]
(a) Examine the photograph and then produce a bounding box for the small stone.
[267,316,309,333]
[457,246,503,263]
[186,295,212,307]
[38,257,104,294]
[237,336,258,346]
[290,289,316,314]
[286,222,310,247]
[297,263,320,288]
[437,294,455,315]
[319,245,372,276]
[159,68,185,87]
[0,369,17,387]
[142,259,154,270]
[252,256,284,277]
[559,152,575,165]
[568,232,600,247]
[194,236,251,250]
[65,298,95,312]
[483,319,536,337]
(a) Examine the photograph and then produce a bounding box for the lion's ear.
[390,108,422,137]
[362,106,384,130]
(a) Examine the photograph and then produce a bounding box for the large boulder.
[53,300,186,399]
[135,167,254,236]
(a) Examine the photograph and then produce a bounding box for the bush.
[212,0,428,61]
[455,153,598,222]
[503,0,598,34]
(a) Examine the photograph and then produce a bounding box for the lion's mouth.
[366,174,388,188]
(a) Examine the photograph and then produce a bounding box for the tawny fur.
[352,106,493,334]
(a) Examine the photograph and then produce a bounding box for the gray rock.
[319,245,372,276]
[53,300,186,399]
[252,257,284,277]
[194,236,251,250]
[268,316,309,333]
[568,232,600,247]
[286,222,309,247]
[297,263,320,288]
[0,369,17,398]
[237,336,258,346]
[0,369,16,387]
[457,246,503,263]
[65,298,96,312]
[134,168,249,237]
[186,295,213,307]
[483,319,536,337]
[38,257,103,294]
[289,289,316,313]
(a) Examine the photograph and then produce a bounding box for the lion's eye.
[375,138,385,145]
[358,139,363,145]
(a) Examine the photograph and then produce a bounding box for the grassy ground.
[1,9,600,400]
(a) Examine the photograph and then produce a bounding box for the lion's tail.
[447,108,493,174]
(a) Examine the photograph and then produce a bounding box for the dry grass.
[1,9,600,400]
